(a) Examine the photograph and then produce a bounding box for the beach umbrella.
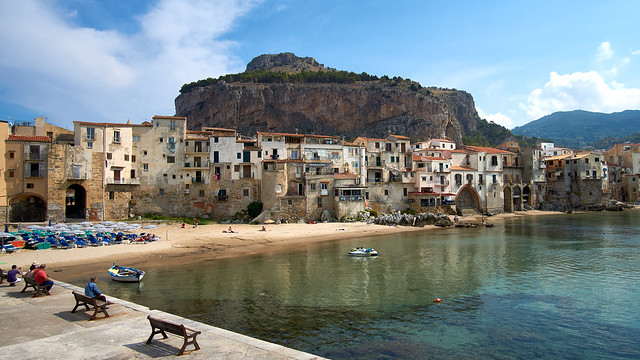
[78,221,93,226]
[26,225,41,230]
[0,231,14,237]
[102,221,115,226]
[143,225,158,229]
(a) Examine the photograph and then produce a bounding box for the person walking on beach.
[34,264,54,295]
[85,276,106,301]
[6,265,23,286]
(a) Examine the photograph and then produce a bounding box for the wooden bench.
[21,276,48,297]
[146,315,202,356]
[71,291,111,320]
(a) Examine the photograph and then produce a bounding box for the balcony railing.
[217,195,228,202]
[25,152,44,161]
[366,177,384,183]
[191,177,206,184]
[106,178,140,185]
[339,195,364,201]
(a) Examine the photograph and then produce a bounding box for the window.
[159,137,164,143]
[170,120,176,130]
[491,156,498,166]
[243,189,249,197]
[199,190,205,196]
[167,156,175,163]
[317,197,322,208]
[375,142,380,149]
[291,150,298,159]
[113,130,120,143]
[124,154,129,161]
[106,153,112,160]
[143,150,147,156]
[385,189,389,196]
[27,183,34,189]
[310,183,316,191]
[321,183,328,190]
[159,189,164,196]
[86,127,95,140]
[403,188,408,196]
[143,163,149,171]
[276,184,282,193]
[131,169,136,179]
[237,152,241,159]
[108,191,115,200]
[214,137,219,143]
[9,170,14,177]
[257,151,261,158]
[133,135,140,142]
[132,155,136,162]
[9,152,14,159]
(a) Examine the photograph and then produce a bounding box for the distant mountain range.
[511,110,640,149]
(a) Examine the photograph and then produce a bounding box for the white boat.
[348,247,379,256]
[108,264,145,282]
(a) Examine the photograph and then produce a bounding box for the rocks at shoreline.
[372,211,454,227]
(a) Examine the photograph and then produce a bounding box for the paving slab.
[0,279,325,360]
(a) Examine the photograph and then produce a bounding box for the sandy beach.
[1,210,561,279]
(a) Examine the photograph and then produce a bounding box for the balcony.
[339,195,364,201]
[217,195,228,202]
[191,177,206,184]
[367,177,384,183]
[106,178,140,185]
[25,152,44,161]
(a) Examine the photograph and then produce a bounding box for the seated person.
[34,264,54,295]
[85,276,107,302]
[7,265,23,286]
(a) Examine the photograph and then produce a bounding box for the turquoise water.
[67,211,640,359]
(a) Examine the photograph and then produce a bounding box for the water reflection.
[66,211,640,359]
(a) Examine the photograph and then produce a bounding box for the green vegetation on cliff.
[179,70,432,96]
[463,118,547,148]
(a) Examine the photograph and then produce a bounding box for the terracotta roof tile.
[8,135,51,142]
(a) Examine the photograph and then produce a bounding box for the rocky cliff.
[175,54,483,143]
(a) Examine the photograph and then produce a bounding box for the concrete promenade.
[0,279,325,360]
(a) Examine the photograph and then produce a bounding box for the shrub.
[366,209,378,218]
[247,201,263,218]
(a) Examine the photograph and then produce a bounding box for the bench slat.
[146,315,201,355]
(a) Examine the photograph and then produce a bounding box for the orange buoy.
[434,298,442,303]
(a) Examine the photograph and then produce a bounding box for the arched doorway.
[512,186,522,211]
[66,184,86,219]
[523,186,531,207]
[9,195,46,222]
[456,185,481,211]
[503,186,513,212]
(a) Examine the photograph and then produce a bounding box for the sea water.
[66,210,640,359]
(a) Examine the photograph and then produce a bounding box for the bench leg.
[146,329,168,344]
[71,300,91,313]
[179,334,200,356]
[90,306,109,321]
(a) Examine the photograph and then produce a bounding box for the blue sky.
[1,0,639,130]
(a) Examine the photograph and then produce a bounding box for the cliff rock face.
[175,54,482,143]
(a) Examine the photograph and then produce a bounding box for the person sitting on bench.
[84,276,106,302]
[7,265,23,286]
[34,264,54,295]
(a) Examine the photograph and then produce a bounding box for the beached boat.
[108,264,145,282]
[348,247,379,256]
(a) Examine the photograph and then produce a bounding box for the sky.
[1,0,639,131]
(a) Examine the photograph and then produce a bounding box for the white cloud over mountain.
[522,71,640,120]
[0,0,259,126]
[476,108,513,129]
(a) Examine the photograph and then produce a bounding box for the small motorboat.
[348,247,379,256]
[108,264,145,282]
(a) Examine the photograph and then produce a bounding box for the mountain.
[511,110,640,149]
[175,53,519,145]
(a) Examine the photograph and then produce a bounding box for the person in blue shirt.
[84,276,106,301]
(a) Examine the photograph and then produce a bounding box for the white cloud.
[521,71,640,120]
[632,49,640,56]
[477,108,513,129]
[0,0,261,126]
[595,41,613,62]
